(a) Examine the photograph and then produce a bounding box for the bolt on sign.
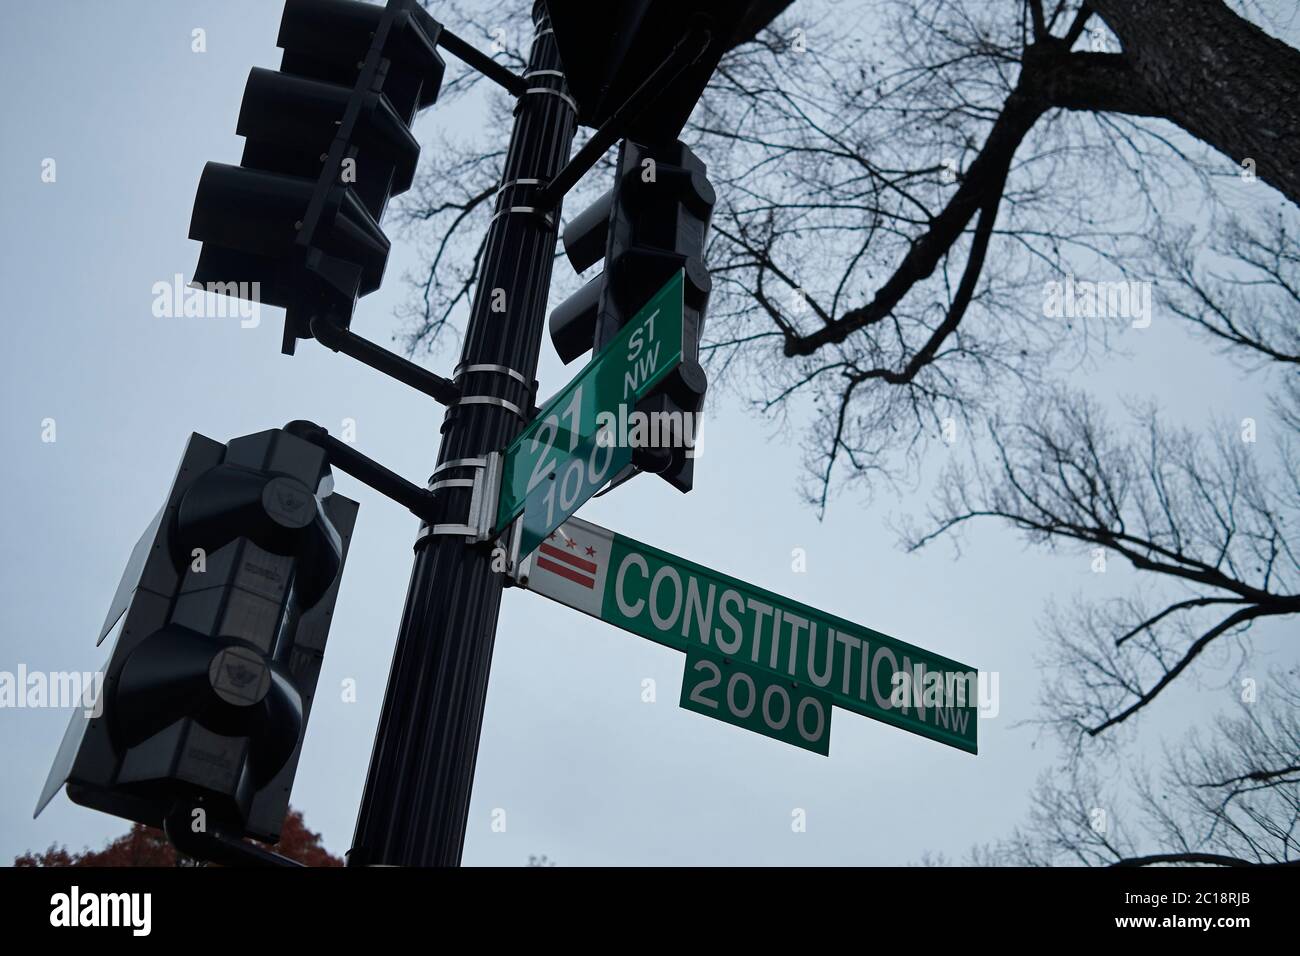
[519,517,978,755]
[496,271,686,557]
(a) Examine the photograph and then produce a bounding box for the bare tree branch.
[969,670,1300,865]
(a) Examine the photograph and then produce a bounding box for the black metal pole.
[349,3,578,867]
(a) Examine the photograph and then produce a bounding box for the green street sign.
[681,647,832,755]
[497,270,685,557]
[518,516,978,755]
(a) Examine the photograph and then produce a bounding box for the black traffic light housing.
[190,0,445,355]
[36,429,358,845]
[550,139,714,491]
[544,0,763,142]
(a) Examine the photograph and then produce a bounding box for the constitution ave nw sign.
[497,271,686,557]
[518,517,978,755]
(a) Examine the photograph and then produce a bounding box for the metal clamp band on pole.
[432,457,487,477]
[488,205,555,229]
[496,178,544,195]
[429,478,474,494]
[524,86,579,114]
[425,523,478,538]
[455,394,526,419]
[454,362,531,387]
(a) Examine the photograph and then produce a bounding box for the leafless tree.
[400,1,1298,509]
[1154,210,1300,370]
[905,390,1298,744]
[694,0,1300,505]
[901,199,1299,745]
[971,669,1300,866]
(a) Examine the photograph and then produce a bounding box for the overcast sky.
[2,0,1296,866]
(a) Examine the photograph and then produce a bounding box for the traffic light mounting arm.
[284,420,504,544]
[284,420,436,522]
[434,24,529,97]
[533,22,712,211]
[163,805,304,868]
[308,314,460,406]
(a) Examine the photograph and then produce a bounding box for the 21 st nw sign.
[496,271,686,557]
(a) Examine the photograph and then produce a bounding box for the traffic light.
[36,429,358,846]
[550,138,715,491]
[544,0,767,143]
[189,0,445,355]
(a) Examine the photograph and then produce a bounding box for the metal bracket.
[524,86,579,115]
[429,478,474,494]
[418,451,504,544]
[488,205,556,230]
[508,517,530,586]
[489,175,558,230]
[454,362,531,388]
[495,178,544,197]
[433,456,487,476]
[473,451,504,541]
[455,394,527,420]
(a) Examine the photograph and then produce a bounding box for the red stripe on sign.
[538,542,598,574]
[537,557,595,589]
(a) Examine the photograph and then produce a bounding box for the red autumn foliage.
[14,808,342,867]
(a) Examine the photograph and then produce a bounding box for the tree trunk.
[1089,0,1300,206]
